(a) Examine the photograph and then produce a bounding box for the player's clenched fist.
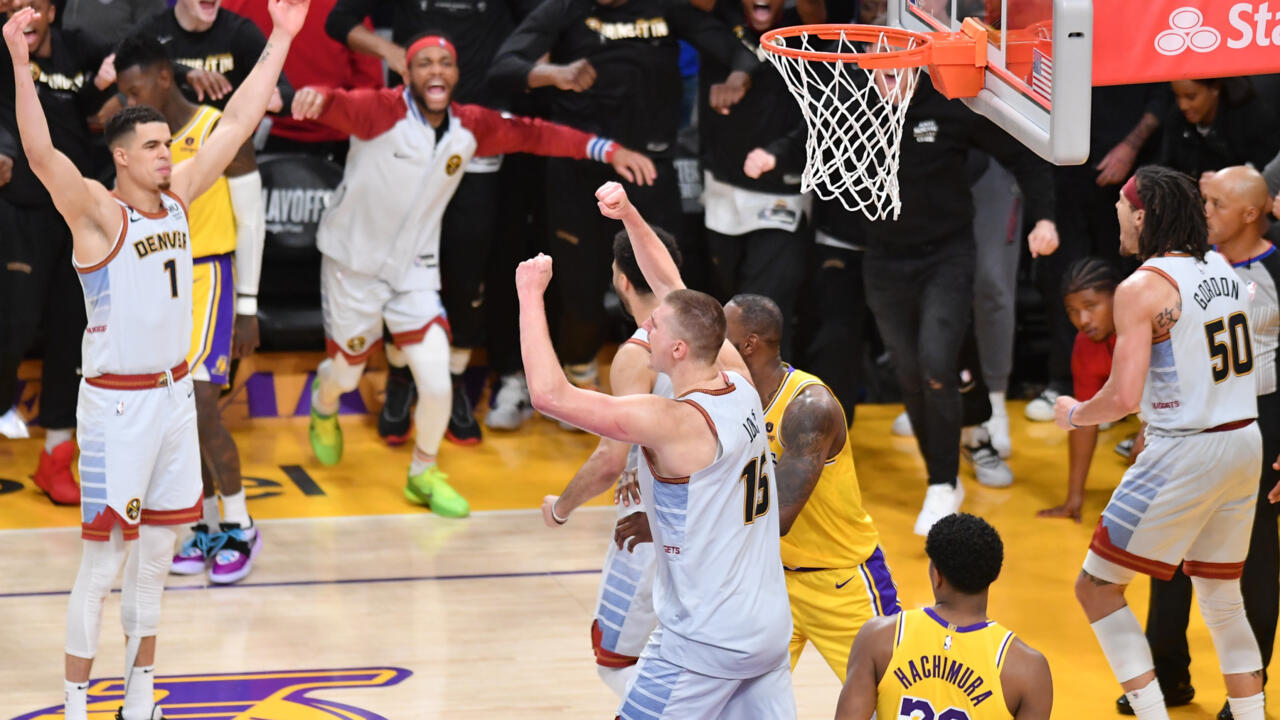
[516,254,554,296]
[1053,394,1081,431]
[596,181,633,221]
[292,87,329,121]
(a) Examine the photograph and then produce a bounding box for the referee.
[489,0,757,394]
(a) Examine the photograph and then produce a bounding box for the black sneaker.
[1219,700,1233,719]
[378,364,416,446]
[1115,680,1195,715]
[445,373,482,446]
[116,705,164,719]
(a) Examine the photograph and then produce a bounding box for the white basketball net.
[761,29,923,221]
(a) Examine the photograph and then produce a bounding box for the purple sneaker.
[170,524,216,575]
[209,522,261,584]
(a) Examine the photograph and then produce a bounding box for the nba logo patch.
[115,401,125,416]
[445,154,462,175]
[11,666,412,719]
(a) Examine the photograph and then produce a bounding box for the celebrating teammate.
[1055,166,1266,719]
[835,513,1052,719]
[291,32,654,518]
[112,33,267,584]
[518,197,795,717]
[2,1,303,718]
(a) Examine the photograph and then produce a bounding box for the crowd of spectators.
[1,0,1280,530]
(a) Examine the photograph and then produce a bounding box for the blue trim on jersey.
[79,484,107,500]
[651,481,688,550]
[923,607,993,634]
[995,630,1015,667]
[620,656,680,720]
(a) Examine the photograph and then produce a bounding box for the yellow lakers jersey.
[877,609,1014,720]
[172,105,236,258]
[766,365,879,569]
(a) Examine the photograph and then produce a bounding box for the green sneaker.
[308,382,343,466]
[404,465,470,518]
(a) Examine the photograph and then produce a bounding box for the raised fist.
[595,181,633,221]
[516,253,554,296]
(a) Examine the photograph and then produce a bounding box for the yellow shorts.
[786,545,900,681]
[188,253,235,387]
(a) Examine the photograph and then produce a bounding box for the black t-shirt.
[135,8,294,112]
[0,27,114,207]
[324,0,532,107]
[697,1,805,194]
[489,0,757,156]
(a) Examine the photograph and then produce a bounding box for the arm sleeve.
[313,86,406,139]
[455,102,611,160]
[969,115,1055,223]
[486,0,572,98]
[667,3,758,74]
[325,0,378,45]
[228,171,265,314]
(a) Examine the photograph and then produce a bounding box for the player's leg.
[64,525,129,720]
[438,170,501,446]
[1183,425,1265,717]
[958,326,1013,488]
[33,212,85,502]
[385,291,468,517]
[119,523,176,720]
[1240,393,1280,673]
[720,658,797,720]
[1127,569,1195,712]
[311,256,385,465]
[379,332,416,446]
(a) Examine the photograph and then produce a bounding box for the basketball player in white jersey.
[518,186,795,717]
[539,228,683,697]
[1054,166,1265,720]
[2,2,305,718]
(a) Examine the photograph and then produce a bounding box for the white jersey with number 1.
[636,370,792,679]
[75,192,193,377]
[1139,251,1257,435]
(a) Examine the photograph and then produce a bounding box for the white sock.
[410,447,434,476]
[220,490,249,528]
[1124,678,1170,720]
[201,495,220,529]
[449,347,471,376]
[989,391,1007,416]
[64,680,89,720]
[1227,692,1265,720]
[122,665,155,719]
[46,427,73,452]
[961,425,989,447]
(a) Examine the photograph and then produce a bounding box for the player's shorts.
[593,504,658,666]
[76,362,202,541]
[188,253,235,386]
[320,255,450,364]
[786,545,900,681]
[1085,421,1262,584]
[616,628,796,720]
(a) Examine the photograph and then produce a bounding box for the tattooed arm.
[1054,270,1178,429]
[774,385,845,535]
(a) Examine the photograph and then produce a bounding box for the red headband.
[1121,175,1144,211]
[407,35,457,64]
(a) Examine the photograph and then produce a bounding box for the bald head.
[1204,166,1270,249]
[725,294,782,362]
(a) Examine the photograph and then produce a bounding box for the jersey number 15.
[1205,312,1252,383]
[739,451,771,525]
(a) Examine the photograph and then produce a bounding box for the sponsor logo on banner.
[11,667,411,719]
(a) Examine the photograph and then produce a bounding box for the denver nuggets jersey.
[876,609,1014,720]
[172,105,236,258]
[1140,252,1257,435]
[765,365,879,569]
[76,193,192,376]
[635,371,792,679]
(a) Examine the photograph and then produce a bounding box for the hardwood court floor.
[0,368,1277,718]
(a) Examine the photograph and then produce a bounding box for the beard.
[158,179,171,190]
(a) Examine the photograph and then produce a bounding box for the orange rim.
[758,24,935,69]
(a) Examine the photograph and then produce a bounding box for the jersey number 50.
[739,451,771,525]
[1204,312,1252,383]
[897,695,972,720]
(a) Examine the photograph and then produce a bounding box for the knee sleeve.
[1089,605,1155,683]
[1192,576,1264,675]
[403,326,451,455]
[66,528,129,658]
[120,525,176,639]
[316,355,365,412]
[597,663,638,699]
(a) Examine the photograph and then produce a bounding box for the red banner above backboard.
[1094,1,1280,86]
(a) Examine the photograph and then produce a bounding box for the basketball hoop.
[759,21,987,221]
